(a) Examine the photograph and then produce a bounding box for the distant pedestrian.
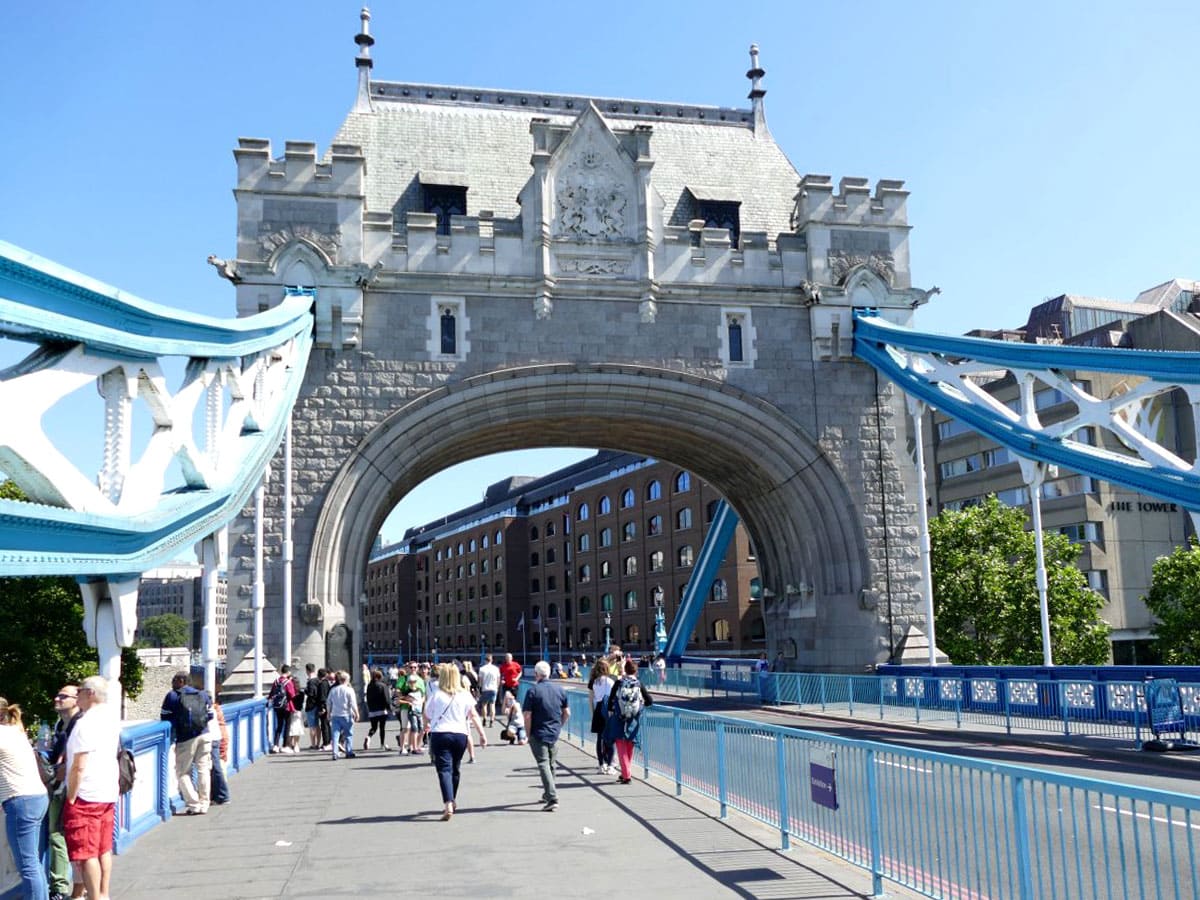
[653,653,667,685]
[363,669,390,751]
[393,661,425,755]
[478,655,501,727]
[303,664,321,749]
[288,673,304,753]
[0,696,50,900]
[498,692,526,745]
[605,659,653,784]
[499,652,522,699]
[422,664,487,821]
[209,689,231,805]
[160,671,213,814]
[523,661,569,812]
[327,671,359,761]
[606,645,624,677]
[587,659,615,775]
[64,676,122,900]
[317,669,335,750]
[267,666,297,754]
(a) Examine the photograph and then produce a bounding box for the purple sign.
[810,761,838,810]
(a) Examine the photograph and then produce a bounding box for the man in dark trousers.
[522,660,569,812]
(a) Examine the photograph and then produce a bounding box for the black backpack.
[117,746,136,794]
[267,679,290,711]
[177,690,209,740]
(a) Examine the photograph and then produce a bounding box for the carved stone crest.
[827,250,895,286]
[259,226,341,259]
[557,256,629,276]
[553,145,631,242]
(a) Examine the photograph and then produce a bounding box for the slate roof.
[331,82,803,237]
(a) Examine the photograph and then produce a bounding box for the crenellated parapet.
[793,174,908,228]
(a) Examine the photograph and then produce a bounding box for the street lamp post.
[480,634,487,666]
[653,584,667,655]
[604,610,612,655]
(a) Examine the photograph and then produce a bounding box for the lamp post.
[480,634,487,666]
[653,584,667,655]
[604,610,612,655]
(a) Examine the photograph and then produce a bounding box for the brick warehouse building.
[362,452,761,660]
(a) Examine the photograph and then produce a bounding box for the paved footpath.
[111,721,924,900]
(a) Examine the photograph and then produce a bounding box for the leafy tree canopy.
[139,612,191,648]
[1142,536,1200,665]
[930,494,1111,666]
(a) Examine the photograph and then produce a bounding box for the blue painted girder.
[853,312,1200,512]
[664,500,739,658]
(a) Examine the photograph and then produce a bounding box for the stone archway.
[307,363,882,670]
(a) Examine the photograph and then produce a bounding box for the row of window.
[434,555,504,581]
[435,529,504,561]
[369,617,746,650]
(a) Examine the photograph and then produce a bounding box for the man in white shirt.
[64,675,122,900]
[326,671,360,761]
[478,655,501,727]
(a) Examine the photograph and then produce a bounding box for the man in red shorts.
[64,674,122,900]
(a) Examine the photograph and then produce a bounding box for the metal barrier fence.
[765,672,1197,744]
[559,689,1200,900]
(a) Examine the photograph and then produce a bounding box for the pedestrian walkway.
[110,721,924,900]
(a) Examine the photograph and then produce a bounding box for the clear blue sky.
[2,2,1196,544]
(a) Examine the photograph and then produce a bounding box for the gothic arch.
[307,363,873,656]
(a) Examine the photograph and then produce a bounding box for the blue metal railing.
[115,698,269,852]
[557,689,1200,900]
[761,671,1198,744]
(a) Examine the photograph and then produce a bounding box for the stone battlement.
[794,174,908,228]
[234,138,365,196]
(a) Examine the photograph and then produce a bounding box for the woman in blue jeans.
[0,697,50,900]
[421,666,487,820]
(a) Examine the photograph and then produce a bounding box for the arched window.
[468,562,476,576]
[495,631,504,647]
[545,520,556,537]
[622,521,637,542]
[457,542,464,555]
[577,502,590,521]
[710,578,728,602]
[645,480,662,501]
[469,538,477,552]
[495,530,504,545]
[494,581,503,595]
[578,564,591,583]
[467,586,475,600]
[674,471,691,493]
[600,560,612,578]
[625,624,640,644]
[530,526,539,541]
[579,595,591,614]
[706,500,720,522]
[531,605,541,622]
[440,308,457,355]
[677,508,693,530]
[548,602,558,620]
[624,590,637,610]
[599,528,613,548]
[546,575,557,591]
[712,619,731,642]
[456,635,464,648]
[578,533,591,552]
[531,578,540,593]
[546,547,556,564]
[647,514,663,536]
[456,589,463,601]
[748,617,765,640]
[623,556,637,576]
[481,607,489,622]
[620,488,635,509]
[469,634,477,647]
[481,584,488,598]
[598,495,612,515]
[601,593,613,612]
[456,565,463,579]
[530,552,539,567]
[482,533,490,549]
[495,555,503,570]
[456,612,463,625]
[481,559,489,574]
[649,550,664,572]
[727,315,744,363]
[495,606,503,622]
[678,545,694,567]
[468,610,476,624]
[580,626,592,646]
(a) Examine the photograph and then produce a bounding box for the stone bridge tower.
[224,12,934,674]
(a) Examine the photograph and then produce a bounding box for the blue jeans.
[429,732,467,803]
[331,716,355,759]
[3,792,49,900]
[211,739,230,804]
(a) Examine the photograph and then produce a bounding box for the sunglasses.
[55,693,76,700]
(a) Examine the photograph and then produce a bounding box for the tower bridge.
[0,11,1197,684]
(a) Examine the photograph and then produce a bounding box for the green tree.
[1142,537,1200,664]
[0,481,144,724]
[139,612,190,648]
[930,494,1111,665]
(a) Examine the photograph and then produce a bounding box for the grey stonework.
[223,67,934,675]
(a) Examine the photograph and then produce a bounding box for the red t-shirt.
[499,660,522,689]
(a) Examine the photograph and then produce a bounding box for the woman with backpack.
[587,658,615,775]
[604,658,653,784]
[267,666,297,754]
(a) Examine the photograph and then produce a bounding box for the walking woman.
[0,697,50,900]
[604,658,653,784]
[363,668,390,751]
[587,659,615,774]
[422,664,487,820]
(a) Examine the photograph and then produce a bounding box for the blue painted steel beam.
[664,500,739,658]
[853,313,1200,512]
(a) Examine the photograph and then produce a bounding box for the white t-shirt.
[591,675,614,706]
[479,663,501,693]
[66,703,121,803]
[423,690,475,736]
[0,724,47,803]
